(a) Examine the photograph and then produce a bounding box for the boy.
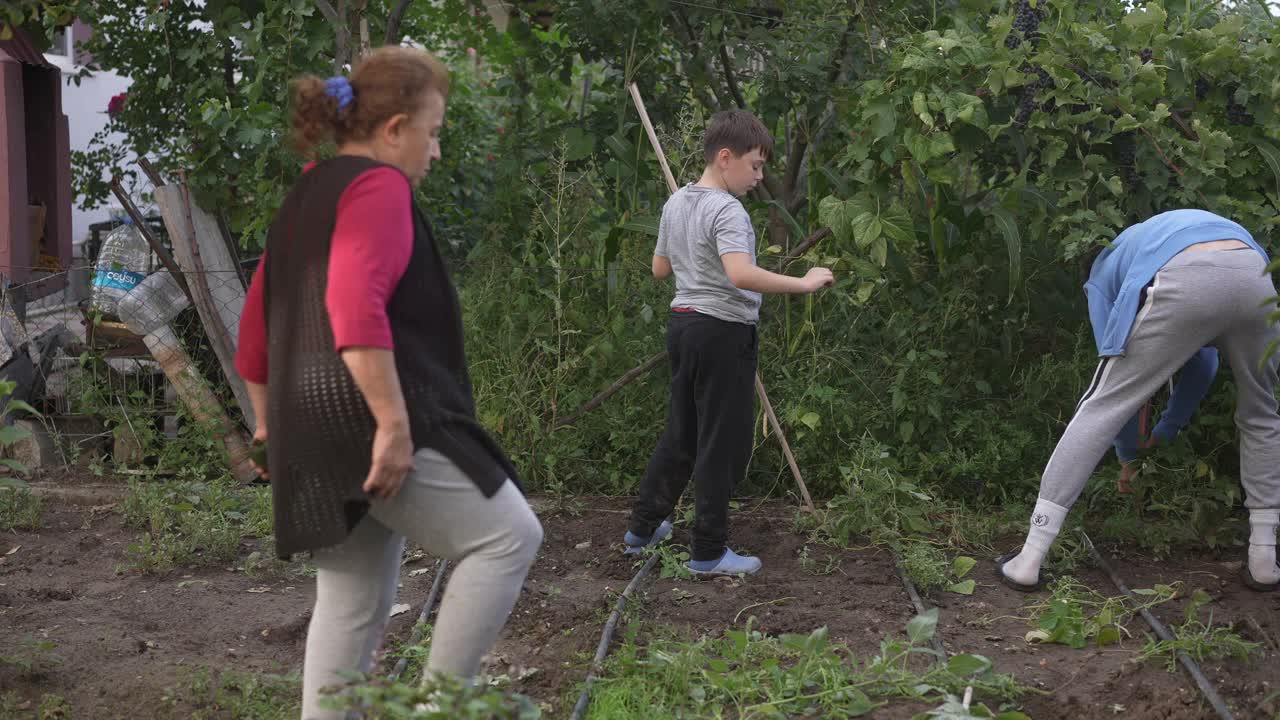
[997,209,1280,593]
[622,110,834,576]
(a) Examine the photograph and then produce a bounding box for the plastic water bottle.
[118,270,189,337]
[90,220,152,318]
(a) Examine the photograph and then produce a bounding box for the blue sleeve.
[1114,411,1142,462]
[1083,282,1112,354]
[1152,347,1219,442]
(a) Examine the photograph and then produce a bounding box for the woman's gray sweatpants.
[301,448,542,720]
[1039,248,1280,512]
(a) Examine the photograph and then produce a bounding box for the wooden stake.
[627,83,679,194]
[627,82,816,513]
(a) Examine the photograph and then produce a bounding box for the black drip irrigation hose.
[1079,530,1235,720]
[387,558,450,684]
[890,548,948,663]
[569,550,662,720]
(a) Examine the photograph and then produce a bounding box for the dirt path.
[2,491,1278,718]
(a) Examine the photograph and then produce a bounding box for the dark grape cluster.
[1194,77,1210,101]
[1015,66,1053,126]
[1139,47,1153,64]
[1227,99,1255,126]
[1005,0,1044,50]
[1113,131,1139,186]
[1222,82,1256,126]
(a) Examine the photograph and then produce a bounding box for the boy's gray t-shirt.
[655,184,762,325]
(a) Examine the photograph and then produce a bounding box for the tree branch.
[670,7,728,110]
[384,0,413,45]
[717,30,746,109]
[779,228,831,270]
[554,351,668,429]
[315,0,340,25]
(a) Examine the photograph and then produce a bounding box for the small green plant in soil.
[1136,589,1260,671]
[900,541,978,596]
[645,542,693,580]
[0,487,43,532]
[797,544,842,576]
[162,667,299,720]
[0,692,75,720]
[1024,577,1178,649]
[0,635,62,681]
[384,621,433,683]
[328,670,540,719]
[583,610,1028,719]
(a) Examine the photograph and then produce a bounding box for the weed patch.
[327,670,540,719]
[120,475,273,573]
[0,488,43,532]
[163,667,300,720]
[583,612,1028,719]
[1020,577,1179,649]
[1136,590,1261,671]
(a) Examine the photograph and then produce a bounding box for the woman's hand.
[362,420,414,501]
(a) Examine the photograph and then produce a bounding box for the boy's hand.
[802,267,834,293]
[1117,460,1136,494]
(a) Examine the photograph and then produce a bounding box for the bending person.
[997,209,1280,593]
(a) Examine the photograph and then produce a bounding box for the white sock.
[1002,499,1069,585]
[1248,509,1279,585]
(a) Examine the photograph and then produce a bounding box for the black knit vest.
[263,155,519,558]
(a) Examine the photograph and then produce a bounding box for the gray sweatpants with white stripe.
[1040,248,1280,511]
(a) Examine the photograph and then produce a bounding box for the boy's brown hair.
[703,110,774,164]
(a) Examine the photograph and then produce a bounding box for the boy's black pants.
[628,311,757,561]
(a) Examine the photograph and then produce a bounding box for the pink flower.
[497,126,504,135]
[106,92,127,118]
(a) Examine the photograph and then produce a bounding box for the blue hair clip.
[324,76,354,112]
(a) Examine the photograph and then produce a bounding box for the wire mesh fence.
[0,259,252,472]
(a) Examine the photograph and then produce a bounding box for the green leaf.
[799,412,820,430]
[1123,3,1167,34]
[621,216,660,237]
[1254,139,1280,201]
[604,134,636,168]
[563,127,596,162]
[880,204,916,246]
[764,200,807,243]
[0,476,29,489]
[0,424,31,446]
[1112,113,1140,133]
[4,399,39,417]
[989,207,1022,302]
[952,556,977,578]
[818,196,851,242]
[1096,627,1121,646]
[898,420,914,442]
[947,579,976,595]
[871,236,888,267]
[0,459,29,474]
[946,653,992,676]
[906,609,939,645]
[855,281,875,304]
[865,101,897,140]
